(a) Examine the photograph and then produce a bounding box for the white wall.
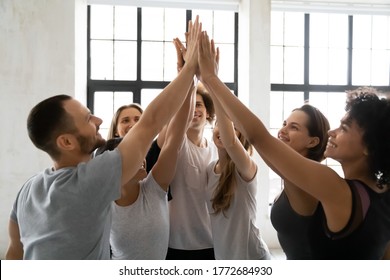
[0,0,279,259]
[0,0,87,259]
[239,0,280,249]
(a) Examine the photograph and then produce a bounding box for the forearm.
[202,75,267,145]
[152,84,195,189]
[214,96,236,148]
[165,82,195,149]
[140,65,196,136]
[6,220,23,260]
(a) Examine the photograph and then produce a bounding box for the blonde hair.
[107,103,143,139]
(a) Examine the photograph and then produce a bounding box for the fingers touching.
[173,16,219,79]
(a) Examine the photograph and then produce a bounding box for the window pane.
[142,7,164,41]
[114,41,137,80]
[307,92,328,120]
[90,40,113,80]
[142,42,164,80]
[164,41,179,81]
[269,91,284,128]
[309,91,346,129]
[214,11,235,43]
[371,50,390,85]
[270,46,283,83]
[193,10,214,37]
[113,92,136,111]
[271,11,284,46]
[90,5,113,39]
[310,13,329,47]
[94,91,134,139]
[94,92,114,138]
[328,14,348,48]
[372,16,388,49]
[283,92,305,114]
[352,49,371,85]
[141,89,161,109]
[164,9,186,41]
[270,91,304,129]
[217,44,235,82]
[310,47,328,84]
[284,47,304,84]
[353,15,372,49]
[284,12,304,47]
[114,6,137,40]
[328,48,348,85]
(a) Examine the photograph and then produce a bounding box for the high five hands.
[173,16,219,83]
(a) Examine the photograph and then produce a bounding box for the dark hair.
[345,87,390,188]
[27,94,77,159]
[107,103,143,139]
[293,104,330,162]
[197,89,215,125]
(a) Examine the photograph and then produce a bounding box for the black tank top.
[270,190,320,259]
[309,180,390,259]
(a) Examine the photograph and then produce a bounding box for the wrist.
[201,74,218,85]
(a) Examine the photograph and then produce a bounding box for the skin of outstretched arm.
[212,87,257,182]
[5,219,23,259]
[198,31,351,232]
[117,16,201,188]
[156,35,197,148]
[152,84,196,190]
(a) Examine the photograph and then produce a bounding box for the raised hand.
[183,15,202,73]
[198,31,219,83]
[173,37,186,73]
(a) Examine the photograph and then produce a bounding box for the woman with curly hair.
[198,31,390,259]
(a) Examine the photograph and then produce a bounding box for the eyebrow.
[340,117,352,126]
[85,111,92,121]
[285,121,301,127]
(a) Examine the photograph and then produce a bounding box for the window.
[87,5,238,139]
[88,5,390,205]
[269,11,390,204]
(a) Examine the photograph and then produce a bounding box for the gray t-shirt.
[10,149,122,259]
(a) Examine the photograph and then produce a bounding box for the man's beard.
[76,133,106,154]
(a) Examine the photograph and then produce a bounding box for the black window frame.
[86,6,239,113]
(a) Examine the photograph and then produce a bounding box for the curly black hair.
[345,87,390,189]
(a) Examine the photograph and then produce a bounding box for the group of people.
[5,16,390,260]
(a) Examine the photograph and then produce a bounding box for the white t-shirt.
[168,136,217,250]
[110,173,169,259]
[206,160,270,260]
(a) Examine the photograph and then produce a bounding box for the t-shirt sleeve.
[10,199,18,223]
[76,148,122,202]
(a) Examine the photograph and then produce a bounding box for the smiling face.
[324,113,367,165]
[278,110,319,157]
[189,93,210,130]
[63,99,106,155]
[115,107,142,137]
